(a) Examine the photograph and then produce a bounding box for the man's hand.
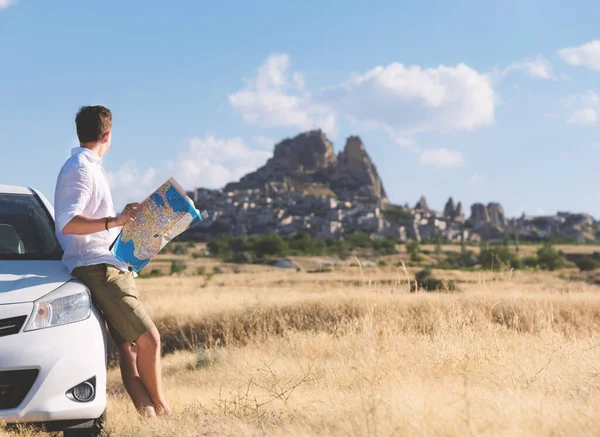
[116,203,143,227]
[61,202,143,235]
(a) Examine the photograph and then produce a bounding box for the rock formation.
[455,202,465,223]
[225,130,387,204]
[415,195,430,212]
[443,197,455,219]
[470,203,491,227]
[330,136,387,203]
[443,197,464,222]
[184,129,600,244]
[487,202,506,229]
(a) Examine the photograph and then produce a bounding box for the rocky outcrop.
[444,197,464,222]
[225,130,336,191]
[455,202,465,223]
[487,202,506,229]
[469,202,506,230]
[330,136,387,203]
[186,129,600,245]
[470,203,490,227]
[415,196,430,212]
[443,197,455,218]
[225,130,387,204]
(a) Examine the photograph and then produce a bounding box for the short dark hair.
[75,105,112,143]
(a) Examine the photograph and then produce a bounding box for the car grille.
[0,369,39,410]
[0,315,27,338]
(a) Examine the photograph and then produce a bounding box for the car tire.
[62,409,106,437]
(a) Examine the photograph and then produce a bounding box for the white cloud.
[568,107,598,125]
[320,62,496,137]
[228,53,336,134]
[0,0,15,9]
[504,56,554,79]
[419,148,466,168]
[561,90,600,125]
[106,135,271,209]
[558,40,600,71]
[230,54,495,141]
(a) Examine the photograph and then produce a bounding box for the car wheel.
[62,409,106,437]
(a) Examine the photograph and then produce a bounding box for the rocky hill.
[183,130,600,244]
[225,130,387,205]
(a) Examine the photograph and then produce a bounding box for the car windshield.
[0,193,63,260]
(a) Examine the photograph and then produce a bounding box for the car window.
[0,193,63,260]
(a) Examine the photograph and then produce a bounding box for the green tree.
[406,240,420,256]
[347,231,373,249]
[254,233,288,258]
[171,259,188,274]
[575,256,600,272]
[536,243,564,271]
[479,244,521,270]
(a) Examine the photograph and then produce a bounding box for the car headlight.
[24,281,91,331]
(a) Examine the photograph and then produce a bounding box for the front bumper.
[0,304,107,423]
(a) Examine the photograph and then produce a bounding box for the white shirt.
[54,147,130,273]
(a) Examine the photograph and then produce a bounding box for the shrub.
[479,244,521,270]
[377,260,387,267]
[413,268,455,292]
[171,259,188,274]
[537,243,565,271]
[172,244,188,255]
[523,256,539,268]
[575,256,600,272]
[347,231,375,249]
[192,252,204,259]
[415,268,434,284]
[213,265,223,274]
[196,266,206,275]
[338,242,351,260]
[406,241,420,256]
[231,251,254,264]
[254,233,287,258]
[410,252,423,263]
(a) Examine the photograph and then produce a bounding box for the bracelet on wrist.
[105,217,110,231]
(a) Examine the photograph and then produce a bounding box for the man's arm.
[55,163,142,236]
[62,203,142,235]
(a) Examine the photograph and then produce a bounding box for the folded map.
[110,177,209,272]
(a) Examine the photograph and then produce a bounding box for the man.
[54,105,171,417]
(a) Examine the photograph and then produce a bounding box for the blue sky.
[2,0,600,218]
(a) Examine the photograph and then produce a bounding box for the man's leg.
[134,326,171,415]
[73,265,171,416]
[116,342,156,417]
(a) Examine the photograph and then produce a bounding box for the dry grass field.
[5,256,600,436]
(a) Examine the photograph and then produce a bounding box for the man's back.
[54,147,126,273]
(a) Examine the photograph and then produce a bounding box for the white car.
[0,185,107,437]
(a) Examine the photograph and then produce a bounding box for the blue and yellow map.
[111,178,209,272]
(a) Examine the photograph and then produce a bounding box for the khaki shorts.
[72,263,155,345]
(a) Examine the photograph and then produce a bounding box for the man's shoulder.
[58,154,92,177]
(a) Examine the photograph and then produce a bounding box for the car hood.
[0,261,73,304]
